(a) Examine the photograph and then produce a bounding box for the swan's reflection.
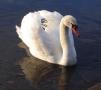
[18,42,76,90]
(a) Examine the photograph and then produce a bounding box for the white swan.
[16,10,80,66]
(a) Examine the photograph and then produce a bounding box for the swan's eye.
[71,24,78,29]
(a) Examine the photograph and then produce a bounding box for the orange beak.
[72,25,80,37]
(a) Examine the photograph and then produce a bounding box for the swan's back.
[39,10,63,61]
[17,12,42,48]
[21,12,41,34]
[38,10,63,58]
[39,10,63,31]
[16,11,63,62]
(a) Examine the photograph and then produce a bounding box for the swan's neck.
[60,23,70,48]
[60,22,69,61]
[59,22,76,65]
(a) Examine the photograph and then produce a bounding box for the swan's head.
[62,15,80,37]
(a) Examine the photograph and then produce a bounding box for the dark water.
[0,0,101,90]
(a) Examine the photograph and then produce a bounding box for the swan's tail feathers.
[15,25,22,39]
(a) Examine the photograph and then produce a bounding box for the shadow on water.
[18,42,76,90]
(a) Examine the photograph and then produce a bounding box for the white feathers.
[16,10,77,66]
